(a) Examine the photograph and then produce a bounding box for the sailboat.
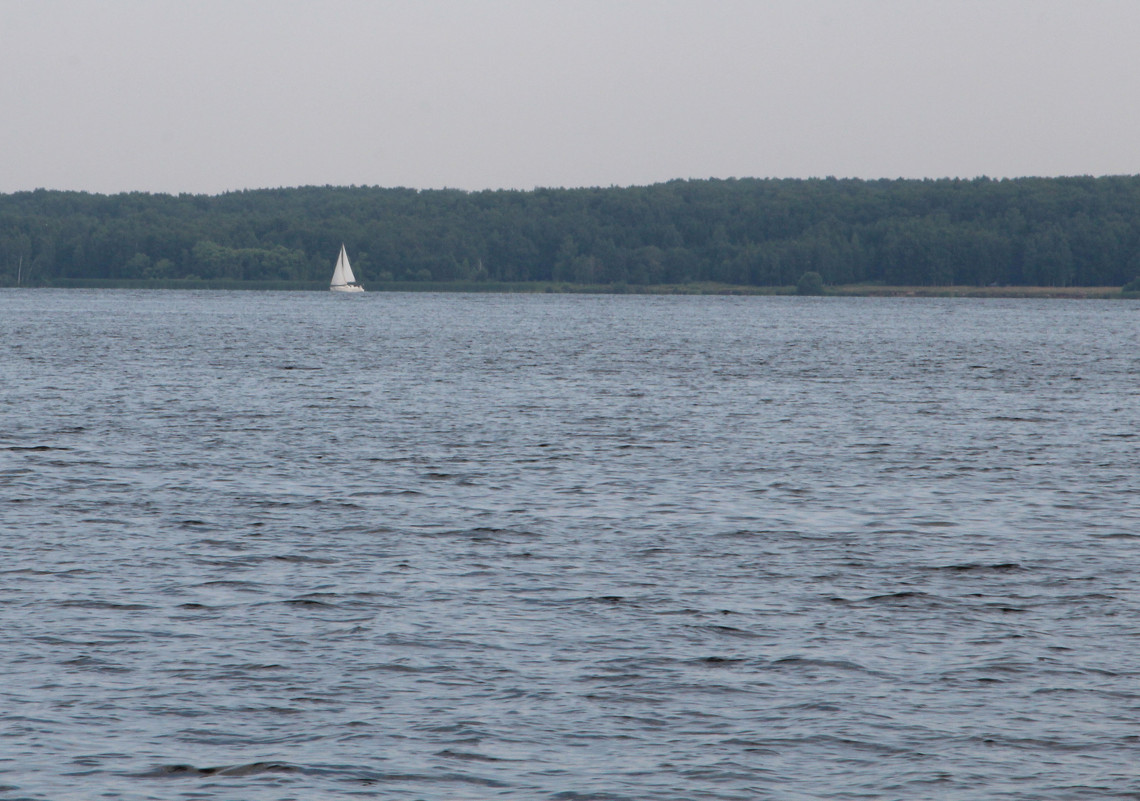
[330,244,364,292]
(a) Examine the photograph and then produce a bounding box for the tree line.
[3,176,1140,288]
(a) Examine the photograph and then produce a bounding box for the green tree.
[796,271,824,295]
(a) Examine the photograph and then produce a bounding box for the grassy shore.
[5,278,1135,298]
[825,284,1129,299]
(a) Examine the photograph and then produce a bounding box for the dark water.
[2,289,1139,800]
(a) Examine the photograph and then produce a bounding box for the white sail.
[340,246,357,284]
[330,244,364,292]
[331,245,349,286]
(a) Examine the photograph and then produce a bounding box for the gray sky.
[3,0,1140,195]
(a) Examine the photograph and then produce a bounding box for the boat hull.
[330,284,365,293]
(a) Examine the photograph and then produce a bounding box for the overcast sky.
[3,0,1140,195]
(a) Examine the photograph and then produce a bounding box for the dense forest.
[3,176,1140,288]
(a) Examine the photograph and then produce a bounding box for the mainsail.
[331,244,357,287]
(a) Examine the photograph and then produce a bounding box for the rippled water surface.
[3,289,1140,800]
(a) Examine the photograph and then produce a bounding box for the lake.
[2,289,1139,800]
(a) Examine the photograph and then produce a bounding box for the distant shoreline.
[6,179,1140,291]
[824,284,1129,299]
[2,279,1133,299]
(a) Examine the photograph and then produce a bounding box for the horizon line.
[5,172,1140,199]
